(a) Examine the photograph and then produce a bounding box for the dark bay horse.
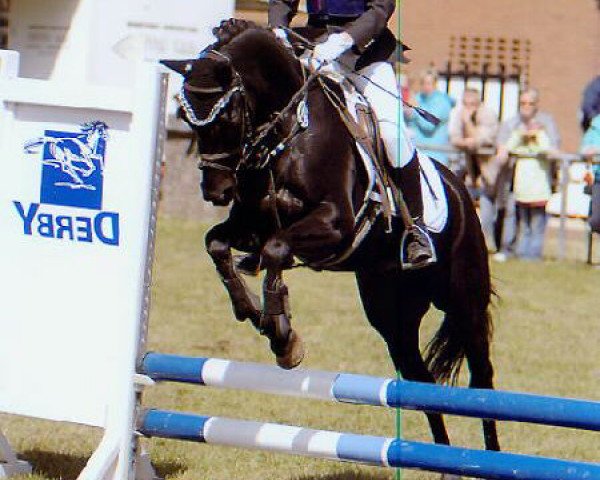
[162,19,499,454]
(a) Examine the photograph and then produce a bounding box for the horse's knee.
[261,237,292,270]
[205,226,230,261]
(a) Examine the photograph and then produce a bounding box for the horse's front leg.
[259,201,352,369]
[205,221,261,327]
[259,240,305,370]
[263,271,304,370]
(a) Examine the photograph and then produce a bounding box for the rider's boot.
[392,154,437,270]
[381,120,436,269]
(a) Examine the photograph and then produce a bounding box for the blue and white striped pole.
[139,409,600,480]
[141,352,600,431]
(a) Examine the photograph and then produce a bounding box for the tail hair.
[424,309,493,385]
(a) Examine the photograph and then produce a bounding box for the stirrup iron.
[400,223,437,271]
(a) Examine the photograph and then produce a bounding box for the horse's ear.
[160,59,194,76]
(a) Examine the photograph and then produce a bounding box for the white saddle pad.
[341,84,449,234]
[418,151,448,234]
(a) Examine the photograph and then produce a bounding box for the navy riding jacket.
[268,0,395,54]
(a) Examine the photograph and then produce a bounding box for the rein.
[283,28,441,126]
[242,66,318,170]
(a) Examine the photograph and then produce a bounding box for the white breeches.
[347,61,415,168]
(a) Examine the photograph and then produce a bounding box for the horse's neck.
[234,51,302,123]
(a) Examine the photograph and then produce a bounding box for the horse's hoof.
[276,330,305,370]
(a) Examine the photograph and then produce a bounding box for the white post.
[0,58,167,480]
[0,50,19,79]
[0,49,33,480]
[0,432,32,477]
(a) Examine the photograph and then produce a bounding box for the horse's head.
[162,49,248,206]
[163,19,303,207]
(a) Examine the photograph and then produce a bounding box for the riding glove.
[273,28,292,49]
[312,32,354,63]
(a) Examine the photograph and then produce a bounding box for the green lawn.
[2,217,599,480]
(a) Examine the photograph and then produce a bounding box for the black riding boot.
[393,155,437,269]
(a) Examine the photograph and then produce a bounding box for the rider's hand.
[273,28,292,49]
[312,32,354,64]
[301,52,343,83]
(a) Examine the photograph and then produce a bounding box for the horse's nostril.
[202,187,234,206]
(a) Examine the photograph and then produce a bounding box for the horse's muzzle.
[203,186,235,206]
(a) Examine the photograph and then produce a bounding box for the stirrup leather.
[400,223,437,271]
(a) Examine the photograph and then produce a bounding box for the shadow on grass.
[22,450,88,480]
[152,458,187,479]
[292,471,395,480]
[21,450,186,480]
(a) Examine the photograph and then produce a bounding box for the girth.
[305,78,402,269]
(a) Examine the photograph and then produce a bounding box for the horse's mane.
[212,19,260,48]
[209,18,302,117]
[212,18,292,64]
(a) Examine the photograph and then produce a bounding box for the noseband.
[177,50,251,174]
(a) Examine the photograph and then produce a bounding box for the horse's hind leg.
[205,221,262,327]
[463,311,499,451]
[355,270,452,446]
[439,164,500,452]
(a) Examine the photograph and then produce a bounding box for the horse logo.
[24,121,109,210]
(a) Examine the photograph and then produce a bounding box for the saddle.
[312,76,448,268]
[310,76,401,268]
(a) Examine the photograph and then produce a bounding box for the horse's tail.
[425,307,494,386]
[424,167,494,385]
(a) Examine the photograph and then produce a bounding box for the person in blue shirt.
[581,114,600,233]
[581,75,600,132]
[405,69,455,167]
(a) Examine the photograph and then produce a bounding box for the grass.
[2,216,599,480]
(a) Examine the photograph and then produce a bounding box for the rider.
[268,0,436,268]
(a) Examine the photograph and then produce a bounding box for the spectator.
[449,88,499,251]
[494,88,560,262]
[405,69,454,166]
[398,72,413,104]
[581,74,600,132]
[581,114,600,233]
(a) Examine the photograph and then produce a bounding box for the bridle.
[178,46,317,177]
[177,50,253,174]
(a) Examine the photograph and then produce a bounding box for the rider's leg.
[351,62,435,268]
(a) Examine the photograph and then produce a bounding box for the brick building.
[237,0,599,151]
[398,0,600,151]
